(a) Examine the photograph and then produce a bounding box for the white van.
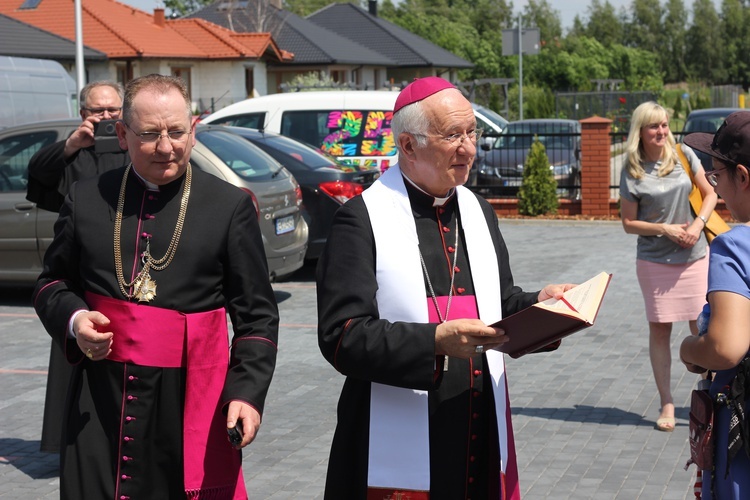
[202,91,400,171]
[0,56,77,129]
[202,90,509,171]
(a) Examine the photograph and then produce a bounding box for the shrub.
[518,139,559,216]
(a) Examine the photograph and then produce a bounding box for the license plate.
[275,215,295,235]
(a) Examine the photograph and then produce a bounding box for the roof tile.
[0,0,291,60]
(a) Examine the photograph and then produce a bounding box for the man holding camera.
[26,81,131,454]
[26,80,130,212]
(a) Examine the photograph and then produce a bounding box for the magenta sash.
[426,295,478,323]
[85,292,247,499]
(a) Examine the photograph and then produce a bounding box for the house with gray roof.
[188,1,394,93]
[307,1,473,84]
[188,0,472,93]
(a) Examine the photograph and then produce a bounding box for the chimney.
[368,0,377,16]
[154,8,165,27]
[270,0,282,9]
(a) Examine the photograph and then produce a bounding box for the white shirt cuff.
[67,309,89,339]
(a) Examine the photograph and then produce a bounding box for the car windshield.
[494,123,576,150]
[263,134,345,170]
[475,105,508,132]
[196,129,283,181]
[683,116,729,134]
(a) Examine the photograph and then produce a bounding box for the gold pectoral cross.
[134,272,157,302]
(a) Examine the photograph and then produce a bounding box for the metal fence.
[469,127,582,200]
[555,91,657,133]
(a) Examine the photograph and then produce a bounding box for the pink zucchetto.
[393,76,456,113]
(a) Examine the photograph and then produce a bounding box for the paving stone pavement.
[0,219,703,499]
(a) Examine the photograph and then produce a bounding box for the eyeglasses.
[124,122,191,145]
[704,166,729,187]
[412,129,483,148]
[82,107,122,116]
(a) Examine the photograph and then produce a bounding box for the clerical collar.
[400,171,456,207]
[131,167,159,190]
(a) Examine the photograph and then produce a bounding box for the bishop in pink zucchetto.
[317,65,574,499]
[393,76,456,113]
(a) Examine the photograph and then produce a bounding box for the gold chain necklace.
[114,163,191,302]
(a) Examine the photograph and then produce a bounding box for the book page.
[537,271,611,322]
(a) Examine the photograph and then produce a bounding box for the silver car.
[0,119,308,284]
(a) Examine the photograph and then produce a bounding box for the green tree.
[521,0,563,46]
[686,0,724,83]
[662,0,688,83]
[380,0,475,61]
[285,72,338,90]
[285,0,353,17]
[518,139,559,216]
[607,43,663,90]
[719,0,749,86]
[569,15,587,38]
[164,0,209,16]
[584,0,623,47]
[522,36,662,92]
[623,0,663,52]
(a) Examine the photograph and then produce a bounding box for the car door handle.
[14,202,35,212]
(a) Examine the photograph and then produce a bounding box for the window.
[330,70,347,84]
[171,68,192,98]
[19,0,42,9]
[116,65,129,86]
[195,129,286,181]
[245,67,255,99]
[280,109,396,162]
[210,113,265,129]
[0,131,57,192]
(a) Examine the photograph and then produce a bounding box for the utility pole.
[502,20,539,121]
[74,0,85,97]
[518,16,523,120]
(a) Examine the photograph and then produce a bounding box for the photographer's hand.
[63,116,99,160]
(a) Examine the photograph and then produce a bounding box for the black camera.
[94,119,123,154]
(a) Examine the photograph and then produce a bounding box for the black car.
[680,107,746,170]
[217,125,380,260]
[476,119,581,198]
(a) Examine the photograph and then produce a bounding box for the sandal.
[655,416,675,432]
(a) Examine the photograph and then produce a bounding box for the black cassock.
[26,140,131,453]
[317,180,538,499]
[34,166,278,499]
[27,140,130,212]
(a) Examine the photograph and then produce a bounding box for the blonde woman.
[619,101,717,432]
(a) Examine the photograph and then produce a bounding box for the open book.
[493,271,612,358]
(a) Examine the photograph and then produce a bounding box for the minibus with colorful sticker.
[200,91,399,172]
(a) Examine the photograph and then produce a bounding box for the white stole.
[362,165,510,492]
